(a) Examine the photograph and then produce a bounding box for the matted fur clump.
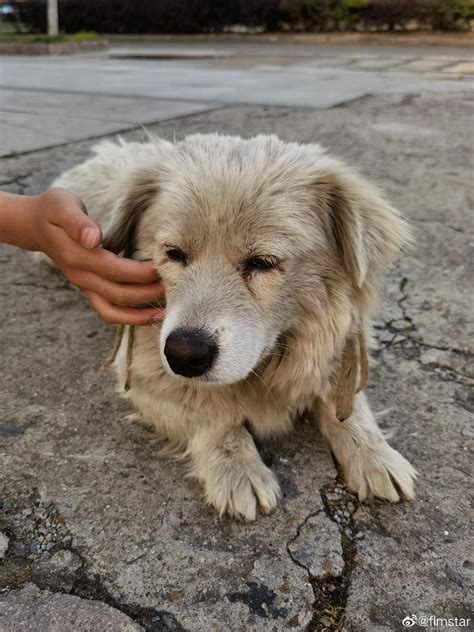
[50,133,416,520]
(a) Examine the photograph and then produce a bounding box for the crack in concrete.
[310,479,358,632]
[376,277,472,382]
[69,552,186,632]
[410,218,466,235]
[397,342,472,381]
[286,509,322,571]
[395,277,472,355]
[0,497,186,632]
[4,551,187,632]
[379,334,472,381]
[406,339,472,358]
[286,509,325,630]
[286,465,359,631]
[374,277,415,348]
[0,174,30,194]
[397,277,411,328]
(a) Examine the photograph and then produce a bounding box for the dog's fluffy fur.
[49,134,417,520]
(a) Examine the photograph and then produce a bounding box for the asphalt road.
[0,40,473,632]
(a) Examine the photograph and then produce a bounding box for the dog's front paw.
[189,426,282,520]
[204,456,281,521]
[319,393,417,504]
[344,441,417,503]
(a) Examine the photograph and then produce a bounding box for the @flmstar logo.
[402,616,417,627]
[401,615,471,628]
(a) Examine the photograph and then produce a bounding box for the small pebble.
[0,533,9,560]
[445,563,465,588]
[170,590,183,604]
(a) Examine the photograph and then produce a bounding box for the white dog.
[48,134,417,520]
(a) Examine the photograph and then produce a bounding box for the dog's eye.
[165,247,188,264]
[244,256,280,273]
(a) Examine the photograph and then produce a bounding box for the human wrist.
[0,191,44,251]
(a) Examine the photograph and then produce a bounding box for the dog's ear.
[102,169,160,257]
[314,168,412,288]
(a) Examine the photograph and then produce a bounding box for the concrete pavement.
[0,41,473,632]
[1,40,473,155]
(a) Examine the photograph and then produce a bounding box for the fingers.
[47,188,102,249]
[49,228,159,284]
[79,248,160,283]
[43,191,157,281]
[85,291,165,326]
[35,190,166,326]
[72,271,165,307]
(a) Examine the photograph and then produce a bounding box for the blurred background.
[1,0,474,36]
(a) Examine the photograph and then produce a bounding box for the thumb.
[78,221,102,249]
[49,188,102,249]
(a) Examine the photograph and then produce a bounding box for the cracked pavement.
[0,89,473,630]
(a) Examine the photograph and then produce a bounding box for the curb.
[105,31,474,48]
[0,39,108,56]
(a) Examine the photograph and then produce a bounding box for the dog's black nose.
[164,329,217,378]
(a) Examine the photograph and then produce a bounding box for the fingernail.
[143,261,159,276]
[151,310,164,322]
[81,227,100,249]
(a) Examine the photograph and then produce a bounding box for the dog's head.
[104,134,410,385]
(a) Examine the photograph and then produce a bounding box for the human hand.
[1,188,165,325]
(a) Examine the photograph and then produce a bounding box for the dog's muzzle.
[164,328,218,378]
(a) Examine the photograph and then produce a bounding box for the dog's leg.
[187,423,281,521]
[317,391,416,502]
